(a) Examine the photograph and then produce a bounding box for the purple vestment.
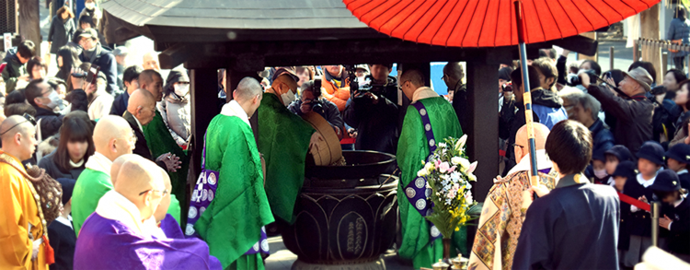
[74,213,222,270]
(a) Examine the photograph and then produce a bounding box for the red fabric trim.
[617,192,651,212]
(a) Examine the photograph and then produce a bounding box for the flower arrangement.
[417,134,477,239]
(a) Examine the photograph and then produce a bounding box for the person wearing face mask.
[78,0,102,30]
[86,71,114,121]
[257,69,315,225]
[159,69,191,148]
[25,79,64,139]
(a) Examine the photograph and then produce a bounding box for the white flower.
[417,168,428,177]
[445,198,453,205]
[465,191,474,204]
[454,157,470,171]
[450,172,461,183]
[439,142,447,148]
[467,173,477,182]
[455,134,468,151]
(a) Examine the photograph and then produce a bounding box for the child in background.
[611,160,638,262]
[49,178,77,270]
[604,145,636,186]
[623,141,666,267]
[665,143,690,190]
[650,170,690,262]
[589,145,613,184]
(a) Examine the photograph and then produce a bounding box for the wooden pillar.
[466,61,499,202]
[577,32,598,62]
[18,0,41,55]
[641,3,662,83]
[190,68,219,178]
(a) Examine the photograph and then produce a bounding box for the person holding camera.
[77,29,118,95]
[343,64,399,154]
[288,80,343,138]
[583,67,653,154]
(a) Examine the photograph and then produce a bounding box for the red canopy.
[343,0,660,47]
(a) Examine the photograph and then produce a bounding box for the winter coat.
[667,18,690,58]
[34,107,64,139]
[79,45,118,94]
[48,16,76,54]
[343,78,400,154]
[1,47,27,94]
[288,98,343,130]
[159,94,191,146]
[38,151,86,180]
[588,85,653,154]
[590,119,615,161]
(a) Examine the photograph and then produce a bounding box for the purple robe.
[74,213,222,270]
[160,213,185,239]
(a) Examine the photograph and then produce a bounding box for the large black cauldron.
[282,151,399,264]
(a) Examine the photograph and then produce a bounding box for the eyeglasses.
[138,188,169,197]
[0,113,37,136]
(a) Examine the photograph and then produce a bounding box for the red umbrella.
[343,0,660,185]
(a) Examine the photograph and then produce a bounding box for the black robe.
[666,198,690,255]
[512,174,620,270]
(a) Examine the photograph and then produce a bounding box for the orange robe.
[0,151,48,270]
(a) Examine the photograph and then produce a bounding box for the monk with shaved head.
[74,158,221,269]
[71,115,136,235]
[123,89,181,172]
[0,115,48,269]
[469,122,557,270]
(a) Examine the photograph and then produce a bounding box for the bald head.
[111,154,141,186]
[127,89,156,125]
[400,69,425,88]
[0,115,36,160]
[142,52,160,71]
[153,167,172,222]
[234,77,263,102]
[443,62,464,87]
[115,158,165,221]
[93,115,134,161]
[138,69,163,101]
[514,123,550,162]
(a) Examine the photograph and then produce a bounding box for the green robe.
[194,114,274,270]
[397,97,467,269]
[72,168,111,236]
[143,110,190,226]
[257,93,314,223]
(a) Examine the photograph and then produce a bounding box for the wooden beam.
[190,68,220,181]
[577,32,598,61]
[466,61,499,203]
[641,3,662,82]
[159,43,199,69]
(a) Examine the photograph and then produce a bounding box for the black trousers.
[674,56,685,71]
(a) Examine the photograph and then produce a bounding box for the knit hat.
[666,143,690,164]
[56,178,76,205]
[612,160,638,181]
[605,145,635,162]
[636,141,665,166]
[649,169,681,192]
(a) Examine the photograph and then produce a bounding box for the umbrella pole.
[514,0,539,187]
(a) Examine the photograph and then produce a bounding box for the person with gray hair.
[189,76,274,268]
[559,87,615,183]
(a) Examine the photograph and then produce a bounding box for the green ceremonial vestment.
[72,168,111,236]
[397,97,467,269]
[257,93,314,223]
[194,114,274,270]
[143,110,190,226]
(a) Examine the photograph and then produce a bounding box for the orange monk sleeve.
[0,168,32,268]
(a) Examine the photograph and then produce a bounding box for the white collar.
[507,149,552,177]
[55,215,73,230]
[675,197,685,208]
[412,87,439,102]
[95,190,156,237]
[678,169,688,175]
[221,100,251,127]
[131,114,144,132]
[84,152,112,176]
[637,173,657,188]
[69,159,84,168]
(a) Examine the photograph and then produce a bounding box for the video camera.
[567,69,599,87]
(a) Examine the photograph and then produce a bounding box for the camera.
[502,82,513,92]
[567,69,598,86]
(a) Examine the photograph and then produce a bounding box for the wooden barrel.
[302,111,342,166]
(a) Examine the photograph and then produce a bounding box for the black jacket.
[48,220,75,270]
[343,78,400,154]
[288,98,343,129]
[590,119,616,161]
[79,45,118,94]
[123,111,166,169]
[452,83,470,136]
[667,198,690,255]
[34,107,63,139]
[48,16,76,54]
[109,91,129,116]
[1,47,27,94]
[588,85,653,154]
[37,151,85,180]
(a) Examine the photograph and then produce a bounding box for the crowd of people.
[3,2,690,270]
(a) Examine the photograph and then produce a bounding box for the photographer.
[288,80,343,138]
[583,67,653,154]
[343,63,399,154]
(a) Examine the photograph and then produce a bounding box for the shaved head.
[400,69,425,88]
[153,167,172,222]
[93,115,134,161]
[514,123,550,163]
[127,90,156,125]
[234,77,263,102]
[111,154,141,186]
[115,158,165,221]
[0,115,37,160]
[138,70,163,101]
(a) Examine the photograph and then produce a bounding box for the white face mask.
[281,90,296,106]
[174,84,190,97]
[45,91,63,110]
[593,168,608,179]
[85,2,95,9]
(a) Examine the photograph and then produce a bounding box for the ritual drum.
[302,111,343,166]
[282,151,398,269]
